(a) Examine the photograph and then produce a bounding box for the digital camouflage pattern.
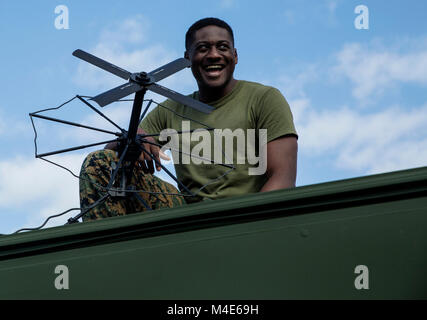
[79,149,185,221]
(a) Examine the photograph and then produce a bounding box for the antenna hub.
[131,72,154,85]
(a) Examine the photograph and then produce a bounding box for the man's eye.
[197,45,209,52]
[218,44,230,50]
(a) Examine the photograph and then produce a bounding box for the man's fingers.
[138,159,150,174]
[138,143,161,172]
[159,150,171,161]
[138,139,170,172]
[146,158,155,174]
[149,145,162,171]
[138,148,151,173]
[138,151,149,163]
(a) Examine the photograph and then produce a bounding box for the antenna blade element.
[148,58,191,83]
[73,49,132,81]
[91,82,142,107]
[148,83,214,114]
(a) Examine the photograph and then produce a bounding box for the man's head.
[184,18,238,101]
[185,18,234,51]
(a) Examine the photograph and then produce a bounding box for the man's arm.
[260,136,298,192]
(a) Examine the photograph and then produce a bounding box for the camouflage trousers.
[79,149,185,221]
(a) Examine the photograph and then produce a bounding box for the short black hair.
[185,17,234,51]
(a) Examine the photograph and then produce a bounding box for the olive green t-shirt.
[140,80,297,202]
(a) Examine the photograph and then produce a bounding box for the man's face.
[185,25,238,91]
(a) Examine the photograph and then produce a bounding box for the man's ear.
[184,51,189,60]
[234,48,238,64]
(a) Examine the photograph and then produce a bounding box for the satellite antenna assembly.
[66,50,215,223]
[29,49,219,225]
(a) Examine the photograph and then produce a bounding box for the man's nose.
[206,47,221,60]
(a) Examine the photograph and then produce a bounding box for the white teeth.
[205,65,223,70]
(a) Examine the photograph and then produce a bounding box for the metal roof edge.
[1,165,426,260]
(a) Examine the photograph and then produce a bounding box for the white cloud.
[0,154,85,232]
[286,97,311,127]
[99,15,150,46]
[275,65,318,99]
[297,102,427,174]
[333,42,427,101]
[0,154,83,206]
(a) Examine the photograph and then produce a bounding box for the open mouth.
[203,64,225,76]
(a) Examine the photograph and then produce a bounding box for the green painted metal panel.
[1,167,426,299]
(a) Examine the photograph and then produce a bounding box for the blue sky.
[0,0,426,234]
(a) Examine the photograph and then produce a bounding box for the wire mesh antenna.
[25,100,235,233]
[24,94,235,232]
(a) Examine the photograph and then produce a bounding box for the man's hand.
[105,127,171,175]
[137,127,164,174]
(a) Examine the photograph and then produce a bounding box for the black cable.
[14,208,80,233]
[14,192,111,233]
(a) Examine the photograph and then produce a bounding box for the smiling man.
[79,17,298,220]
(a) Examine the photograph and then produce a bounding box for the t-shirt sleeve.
[256,87,298,143]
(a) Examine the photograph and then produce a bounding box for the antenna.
[22,49,236,233]
[64,49,216,224]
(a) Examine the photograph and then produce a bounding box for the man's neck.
[198,78,238,103]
